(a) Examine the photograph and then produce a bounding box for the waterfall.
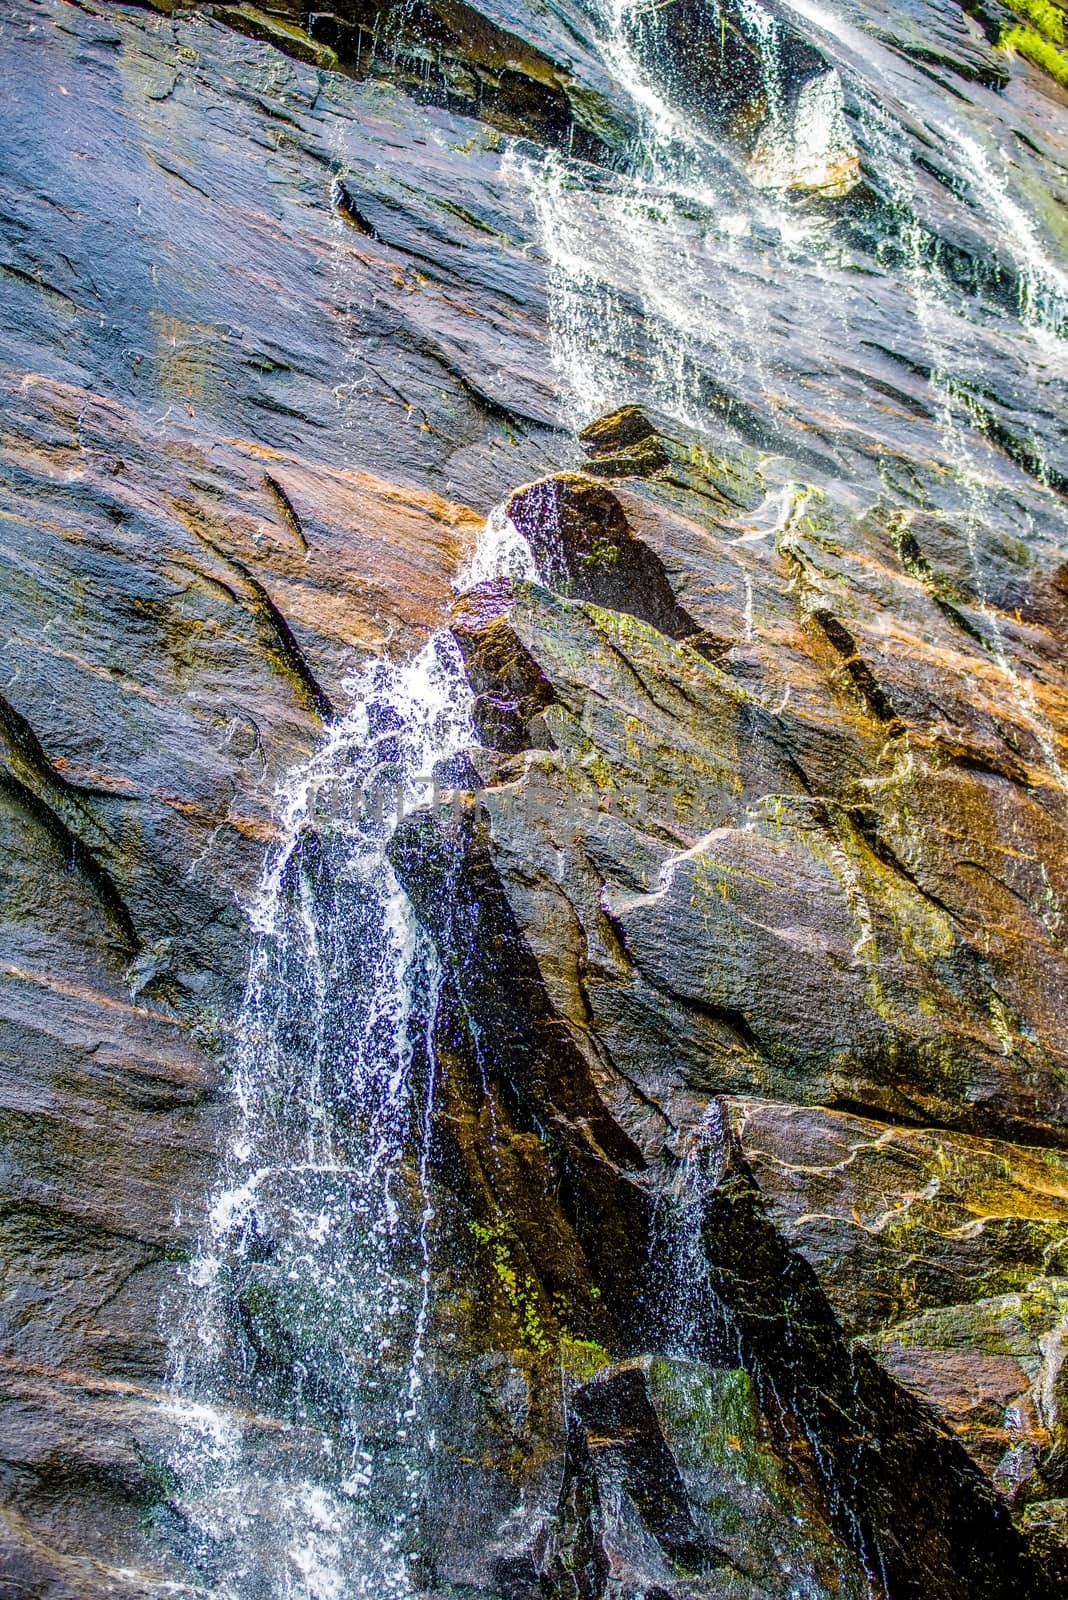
[514,0,1065,487]
[512,0,1066,826]
[157,3,1067,1593]
[163,517,531,1598]
[651,1101,730,1360]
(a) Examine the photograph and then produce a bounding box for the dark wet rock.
[578,405,671,479]
[620,0,856,190]
[392,416,1068,1593]
[730,1102,1068,1336]
[577,412,768,557]
[859,1282,1068,1494]
[451,580,558,752]
[213,2,342,68]
[505,474,719,654]
[422,516,1068,1145]
[393,772,1054,1593]
[854,0,1013,87]
[547,1357,870,1599]
[155,0,634,157]
[1021,1499,1068,1586]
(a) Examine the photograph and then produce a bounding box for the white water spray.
[164,512,533,1599]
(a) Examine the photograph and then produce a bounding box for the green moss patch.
[999,0,1068,86]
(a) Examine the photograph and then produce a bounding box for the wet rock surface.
[396,405,1068,1588]
[1,0,1067,1595]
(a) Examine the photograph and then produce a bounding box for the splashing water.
[455,502,537,590]
[164,513,534,1598]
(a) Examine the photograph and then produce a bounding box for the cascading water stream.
[159,6,1068,1592]
[777,0,1068,340]
[649,1101,730,1360]
[164,516,534,1598]
[508,0,863,434]
[515,0,1066,817]
[515,0,1065,480]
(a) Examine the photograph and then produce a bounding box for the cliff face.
[1,1,1067,1597]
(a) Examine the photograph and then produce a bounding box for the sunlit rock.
[750,67,861,196]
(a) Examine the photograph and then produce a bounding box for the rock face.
[393,435,1068,1597]
[1,0,1067,1597]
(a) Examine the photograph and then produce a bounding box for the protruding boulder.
[450,579,556,752]
[506,474,724,659]
[577,406,672,479]
[551,1356,869,1599]
[577,405,765,515]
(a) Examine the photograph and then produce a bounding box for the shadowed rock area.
[1,0,1067,1596]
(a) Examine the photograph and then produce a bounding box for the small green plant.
[1005,0,1066,45]
[132,1440,179,1527]
[558,1335,612,1384]
[998,0,1068,86]
[469,1219,553,1355]
[1002,25,1068,84]
[583,538,620,567]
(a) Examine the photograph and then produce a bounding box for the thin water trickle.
[651,1101,731,1359]
[854,92,1068,805]
[515,0,1066,801]
[516,0,1064,498]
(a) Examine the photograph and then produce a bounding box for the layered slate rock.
[553,1357,869,1598]
[3,0,1068,1595]
[505,473,723,655]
